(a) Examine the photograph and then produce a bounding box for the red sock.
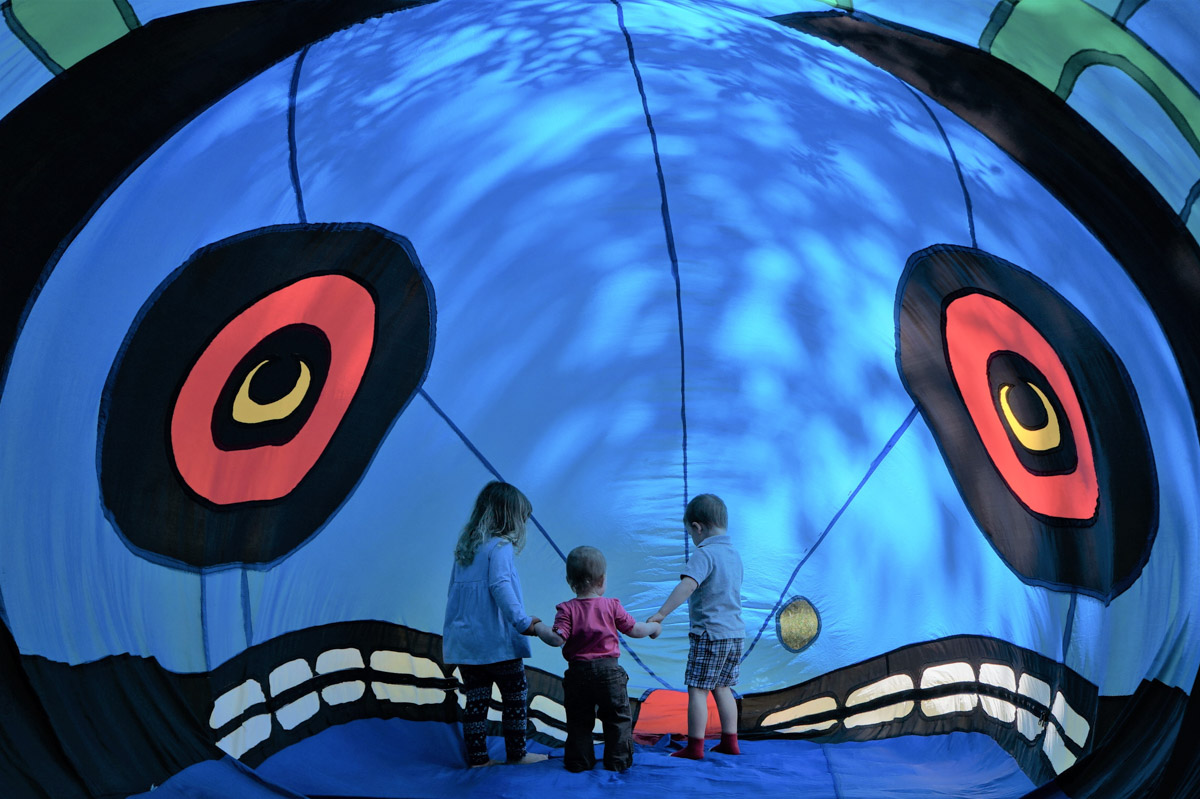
[712,733,741,755]
[670,737,706,759]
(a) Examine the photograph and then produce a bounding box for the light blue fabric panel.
[0,56,299,671]
[0,21,51,118]
[126,0,244,24]
[1068,64,1200,213]
[1127,0,1200,97]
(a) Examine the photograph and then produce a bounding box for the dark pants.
[562,657,632,772]
[459,659,528,766]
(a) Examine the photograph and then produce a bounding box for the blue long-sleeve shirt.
[442,537,533,665]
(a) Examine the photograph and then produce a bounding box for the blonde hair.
[453,481,532,566]
[684,493,727,531]
[565,546,606,593]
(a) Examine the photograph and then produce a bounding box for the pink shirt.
[553,597,636,661]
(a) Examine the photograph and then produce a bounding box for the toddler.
[533,546,661,772]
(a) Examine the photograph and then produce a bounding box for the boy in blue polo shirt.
[647,493,744,759]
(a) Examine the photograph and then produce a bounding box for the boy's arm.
[646,576,698,624]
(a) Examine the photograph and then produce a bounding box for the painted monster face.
[1,1,1197,796]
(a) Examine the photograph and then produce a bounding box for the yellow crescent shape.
[232,360,312,424]
[999,382,1061,452]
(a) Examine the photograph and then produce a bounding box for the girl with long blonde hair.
[442,481,545,767]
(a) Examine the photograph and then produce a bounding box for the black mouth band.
[741,634,1097,785]
[16,620,1188,794]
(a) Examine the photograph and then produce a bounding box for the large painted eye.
[897,245,1156,600]
[99,223,435,568]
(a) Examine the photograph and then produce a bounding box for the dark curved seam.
[288,45,310,223]
[978,0,1017,53]
[114,0,140,30]
[241,568,254,649]
[1114,0,1152,26]
[621,638,674,690]
[611,0,690,561]
[419,388,566,560]
[201,573,211,672]
[1182,178,1200,224]
[820,742,845,799]
[1061,591,1077,661]
[743,406,918,661]
[903,82,977,248]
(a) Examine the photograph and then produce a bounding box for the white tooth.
[269,658,314,696]
[920,662,975,688]
[316,648,364,674]
[1018,674,1051,707]
[322,681,366,705]
[763,696,837,727]
[979,664,1016,692]
[1051,691,1090,747]
[846,674,913,706]
[531,717,562,737]
[487,683,503,722]
[529,717,596,737]
[275,692,320,730]
[978,664,1018,723]
[779,719,838,733]
[215,714,272,759]
[1043,721,1077,773]
[845,702,914,728]
[370,650,443,679]
[531,695,567,723]
[529,696,605,734]
[210,679,266,729]
[1016,673,1051,738]
[454,668,466,709]
[1016,708,1043,740]
[920,694,979,717]
[371,682,452,704]
[980,697,1017,723]
[919,662,977,717]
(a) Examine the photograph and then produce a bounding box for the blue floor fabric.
[132,718,1036,798]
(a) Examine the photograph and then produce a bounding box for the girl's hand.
[522,616,542,635]
[648,621,662,639]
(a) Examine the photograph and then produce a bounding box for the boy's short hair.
[684,493,727,531]
[566,546,607,593]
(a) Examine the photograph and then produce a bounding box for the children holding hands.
[444,482,742,772]
[531,546,661,772]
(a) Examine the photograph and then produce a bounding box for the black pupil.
[1003,381,1049,430]
[249,356,303,404]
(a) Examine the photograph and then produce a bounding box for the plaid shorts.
[685,634,743,689]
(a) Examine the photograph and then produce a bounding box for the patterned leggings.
[459,659,529,765]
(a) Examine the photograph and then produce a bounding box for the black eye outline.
[98,223,435,569]
[896,244,1157,601]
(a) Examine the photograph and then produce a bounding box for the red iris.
[170,274,375,504]
[943,293,1097,520]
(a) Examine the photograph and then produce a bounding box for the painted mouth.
[205,623,1094,786]
[205,620,608,764]
[740,634,1097,785]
